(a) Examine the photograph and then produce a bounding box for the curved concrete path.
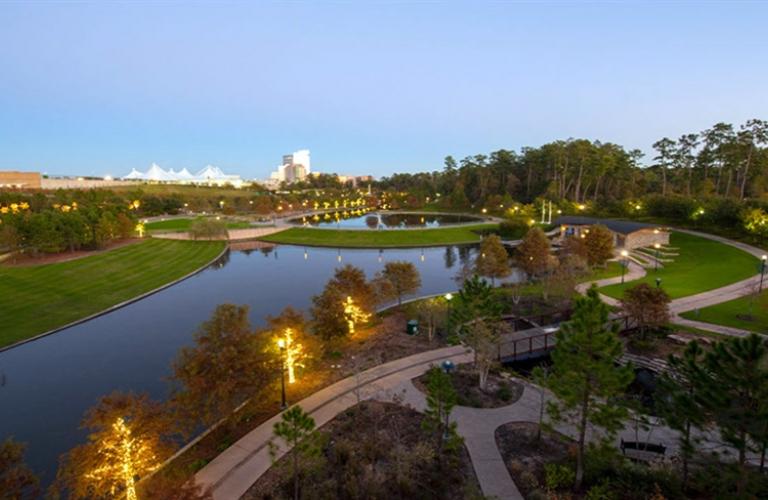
[194,345,473,499]
[195,341,760,500]
[577,228,767,338]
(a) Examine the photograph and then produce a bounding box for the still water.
[0,243,483,485]
[290,211,483,229]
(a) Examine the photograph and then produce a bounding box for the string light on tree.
[84,417,159,500]
[343,296,371,335]
[276,328,305,384]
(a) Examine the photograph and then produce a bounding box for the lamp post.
[761,255,768,293]
[656,277,662,288]
[620,250,629,284]
[654,243,661,272]
[277,338,287,409]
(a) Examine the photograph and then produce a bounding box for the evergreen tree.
[545,285,633,490]
[421,367,461,458]
[269,406,322,500]
[656,341,706,487]
[698,334,768,496]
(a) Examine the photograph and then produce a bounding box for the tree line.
[375,118,768,205]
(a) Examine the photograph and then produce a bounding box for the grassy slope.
[679,293,768,333]
[260,224,498,247]
[600,231,758,300]
[0,239,225,347]
[146,218,250,231]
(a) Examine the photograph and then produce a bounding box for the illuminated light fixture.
[378,249,383,263]
[621,250,629,257]
[420,249,425,262]
[482,208,488,214]
[578,204,586,210]
[135,223,145,238]
[304,248,308,260]
[444,292,453,301]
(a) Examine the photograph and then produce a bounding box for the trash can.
[406,320,419,336]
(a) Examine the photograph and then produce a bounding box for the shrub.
[544,463,575,491]
[496,383,512,402]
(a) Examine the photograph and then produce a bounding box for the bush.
[544,463,575,491]
[496,382,512,402]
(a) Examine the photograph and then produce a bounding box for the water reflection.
[291,211,483,229]
[0,244,491,484]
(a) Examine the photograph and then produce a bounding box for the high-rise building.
[270,149,311,183]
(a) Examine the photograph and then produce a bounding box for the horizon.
[1,1,767,179]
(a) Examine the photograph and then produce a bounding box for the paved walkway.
[195,346,473,499]
[195,339,761,500]
[153,226,287,241]
[574,229,766,338]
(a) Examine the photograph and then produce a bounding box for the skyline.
[2,1,767,179]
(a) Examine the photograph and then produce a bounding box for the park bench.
[620,439,667,463]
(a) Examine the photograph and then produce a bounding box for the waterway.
[0,243,498,485]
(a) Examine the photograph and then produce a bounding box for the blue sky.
[1,1,766,179]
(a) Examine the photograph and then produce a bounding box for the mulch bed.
[244,400,481,500]
[412,363,524,408]
[495,422,574,498]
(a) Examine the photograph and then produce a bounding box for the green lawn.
[0,239,225,347]
[260,224,498,248]
[679,292,768,333]
[600,232,759,300]
[146,217,251,232]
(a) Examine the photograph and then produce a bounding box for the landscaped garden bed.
[243,400,482,500]
[412,363,524,408]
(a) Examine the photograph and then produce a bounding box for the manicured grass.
[146,217,251,231]
[259,224,498,248]
[0,239,225,348]
[600,232,759,300]
[679,293,768,333]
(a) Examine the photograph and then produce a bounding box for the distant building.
[121,164,243,187]
[271,149,311,183]
[554,216,669,250]
[338,174,374,187]
[0,171,42,189]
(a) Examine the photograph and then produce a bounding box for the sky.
[1,1,767,180]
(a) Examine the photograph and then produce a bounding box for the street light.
[620,250,629,284]
[654,243,661,272]
[656,277,662,288]
[444,292,453,301]
[761,255,768,293]
[277,338,287,409]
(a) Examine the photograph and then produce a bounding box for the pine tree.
[656,341,706,487]
[698,334,768,496]
[269,406,322,500]
[421,367,461,457]
[545,285,633,490]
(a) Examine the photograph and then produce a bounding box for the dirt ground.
[495,422,574,498]
[412,363,524,408]
[244,400,481,500]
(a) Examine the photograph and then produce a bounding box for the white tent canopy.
[121,163,242,186]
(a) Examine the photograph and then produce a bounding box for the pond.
[289,211,484,229]
[0,243,505,486]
